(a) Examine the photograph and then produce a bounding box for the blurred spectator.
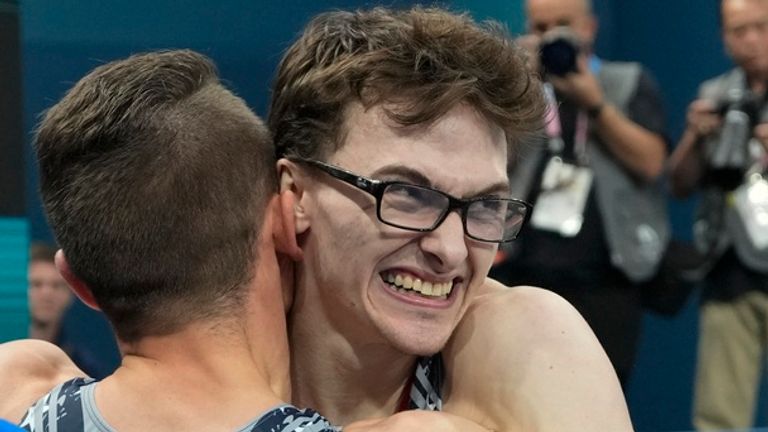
[27,243,119,379]
[490,0,669,387]
[669,0,768,429]
[27,243,72,343]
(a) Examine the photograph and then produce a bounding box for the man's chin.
[387,332,451,357]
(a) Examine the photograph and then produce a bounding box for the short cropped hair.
[29,242,57,265]
[35,50,276,342]
[269,6,546,160]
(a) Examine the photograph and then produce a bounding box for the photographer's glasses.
[292,158,532,243]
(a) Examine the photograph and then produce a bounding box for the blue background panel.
[0,217,28,342]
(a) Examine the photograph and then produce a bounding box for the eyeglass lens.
[379,183,525,241]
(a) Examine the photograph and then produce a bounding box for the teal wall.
[1,1,27,344]
[0,218,28,342]
[452,0,525,32]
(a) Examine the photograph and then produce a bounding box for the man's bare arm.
[441,280,634,432]
[344,410,493,432]
[0,340,86,422]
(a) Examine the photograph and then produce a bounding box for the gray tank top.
[19,377,340,432]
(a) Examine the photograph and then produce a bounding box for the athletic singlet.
[18,377,340,432]
[400,354,444,412]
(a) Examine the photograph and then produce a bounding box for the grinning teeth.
[382,271,455,298]
[422,282,433,296]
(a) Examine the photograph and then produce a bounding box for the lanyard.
[543,83,590,164]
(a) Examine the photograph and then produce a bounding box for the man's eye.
[384,184,445,211]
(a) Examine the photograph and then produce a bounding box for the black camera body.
[706,89,763,190]
[539,28,581,77]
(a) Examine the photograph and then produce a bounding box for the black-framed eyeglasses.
[291,157,532,243]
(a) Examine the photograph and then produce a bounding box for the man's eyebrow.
[475,181,511,198]
[370,164,511,197]
[370,165,434,186]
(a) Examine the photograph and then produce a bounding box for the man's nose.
[419,211,469,272]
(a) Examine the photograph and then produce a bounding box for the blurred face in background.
[28,259,72,327]
[526,0,597,49]
[722,0,768,79]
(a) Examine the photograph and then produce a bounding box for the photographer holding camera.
[491,0,668,387]
[669,0,768,429]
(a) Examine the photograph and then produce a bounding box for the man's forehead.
[333,103,509,195]
[722,0,768,22]
[527,0,591,20]
[337,103,507,156]
[341,101,505,136]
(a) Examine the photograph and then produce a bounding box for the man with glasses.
[288,158,531,244]
[670,0,768,429]
[271,7,632,431]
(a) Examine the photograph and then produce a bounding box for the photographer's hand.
[550,55,665,181]
[548,55,604,110]
[754,123,768,153]
[669,99,720,197]
[686,99,721,138]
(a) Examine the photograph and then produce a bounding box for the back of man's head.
[35,50,276,343]
[269,6,546,161]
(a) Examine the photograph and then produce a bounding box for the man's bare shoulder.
[468,279,589,343]
[441,279,633,431]
[449,280,603,383]
[345,411,492,432]
[0,339,86,422]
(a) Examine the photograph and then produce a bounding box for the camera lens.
[539,34,579,76]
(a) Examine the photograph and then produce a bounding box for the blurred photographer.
[669,0,768,429]
[491,0,668,387]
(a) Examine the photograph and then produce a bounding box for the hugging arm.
[441,280,634,432]
[0,340,86,422]
[344,410,493,432]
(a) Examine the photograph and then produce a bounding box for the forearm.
[668,127,706,197]
[592,103,666,181]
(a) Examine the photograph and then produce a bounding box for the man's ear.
[54,250,101,311]
[267,193,302,262]
[276,158,311,236]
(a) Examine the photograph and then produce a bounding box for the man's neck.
[95,316,290,431]
[288,300,418,425]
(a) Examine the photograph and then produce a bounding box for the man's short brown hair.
[35,50,276,342]
[29,242,56,265]
[269,6,546,160]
